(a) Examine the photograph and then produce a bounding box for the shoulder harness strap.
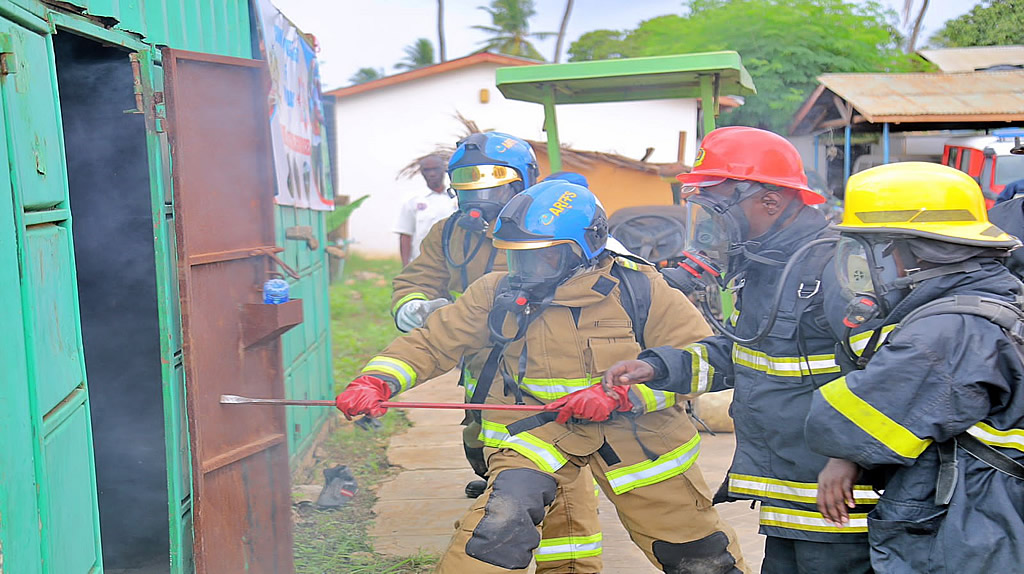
[610,258,652,349]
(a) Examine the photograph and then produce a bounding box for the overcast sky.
[272,0,981,91]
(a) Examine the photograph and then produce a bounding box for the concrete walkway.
[371,372,765,572]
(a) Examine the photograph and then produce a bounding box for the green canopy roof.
[495,51,755,105]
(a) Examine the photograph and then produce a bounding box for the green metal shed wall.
[36,0,335,463]
[0,1,334,572]
[277,205,334,461]
[14,0,254,59]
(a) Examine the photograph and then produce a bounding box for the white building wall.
[333,63,698,257]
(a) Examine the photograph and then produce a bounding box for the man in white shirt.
[394,154,457,265]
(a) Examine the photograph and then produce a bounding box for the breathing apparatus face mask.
[506,243,584,299]
[449,164,524,231]
[834,234,909,327]
[680,180,762,285]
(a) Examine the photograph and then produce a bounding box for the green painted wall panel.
[40,0,253,59]
[24,223,85,414]
[0,79,42,574]
[277,202,333,460]
[0,20,65,210]
[42,401,101,573]
[174,363,190,504]
[179,507,195,573]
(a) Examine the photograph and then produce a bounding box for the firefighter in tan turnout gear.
[389,132,603,572]
[339,180,749,573]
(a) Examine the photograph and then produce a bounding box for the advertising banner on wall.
[256,0,334,210]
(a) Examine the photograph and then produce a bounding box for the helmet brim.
[834,221,1020,248]
[493,238,573,251]
[676,171,825,205]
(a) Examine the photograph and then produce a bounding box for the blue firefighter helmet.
[492,181,608,294]
[447,132,539,223]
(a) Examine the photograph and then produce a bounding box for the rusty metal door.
[163,48,296,574]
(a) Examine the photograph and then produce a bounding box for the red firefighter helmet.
[678,126,823,205]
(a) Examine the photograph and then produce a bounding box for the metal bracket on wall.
[0,33,16,76]
[187,245,300,279]
[124,53,144,115]
[325,245,347,259]
[251,246,300,279]
[285,225,319,250]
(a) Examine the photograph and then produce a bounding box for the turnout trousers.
[463,419,604,573]
[436,419,748,573]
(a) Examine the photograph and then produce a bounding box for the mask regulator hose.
[696,237,838,345]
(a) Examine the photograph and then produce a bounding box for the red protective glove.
[545,385,633,424]
[335,375,392,419]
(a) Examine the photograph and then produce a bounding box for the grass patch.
[329,254,404,390]
[293,254,437,573]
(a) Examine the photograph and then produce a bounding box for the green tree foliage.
[474,0,554,61]
[568,30,627,61]
[930,0,1024,48]
[395,38,436,71]
[348,67,385,85]
[568,0,919,132]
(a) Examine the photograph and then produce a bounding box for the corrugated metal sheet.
[919,46,1024,73]
[818,71,1024,121]
[35,0,253,58]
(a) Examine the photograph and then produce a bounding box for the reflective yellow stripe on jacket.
[520,377,600,400]
[479,420,569,473]
[728,473,879,505]
[605,433,701,495]
[760,506,869,534]
[362,356,418,392]
[463,368,477,400]
[732,344,840,377]
[535,533,602,562]
[392,292,428,315]
[630,384,677,412]
[848,324,896,354]
[967,421,1024,453]
[819,376,932,459]
[686,342,715,394]
[518,379,675,412]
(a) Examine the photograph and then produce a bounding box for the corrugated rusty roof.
[919,46,1024,73]
[818,71,1024,123]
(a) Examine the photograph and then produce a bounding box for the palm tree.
[903,0,930,53]
[473,0,554,61]
[553,0,574,63]
[395,38,435,71]
[348,67,385,85]
[438,0,447,62]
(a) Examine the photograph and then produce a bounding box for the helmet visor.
[455,183,520,222]
[683,195,734,269]
[450,164,522,190]
[456,183,519,207]
[680,177,728,197]
[506,243,581,286]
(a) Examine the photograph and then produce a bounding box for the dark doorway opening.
[55,32,170,574]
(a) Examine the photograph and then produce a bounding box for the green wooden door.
[134,47,195,574]
[0,11,102,574]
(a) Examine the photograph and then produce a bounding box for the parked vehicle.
[852,153,941,175]
[942,129,1024,206]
